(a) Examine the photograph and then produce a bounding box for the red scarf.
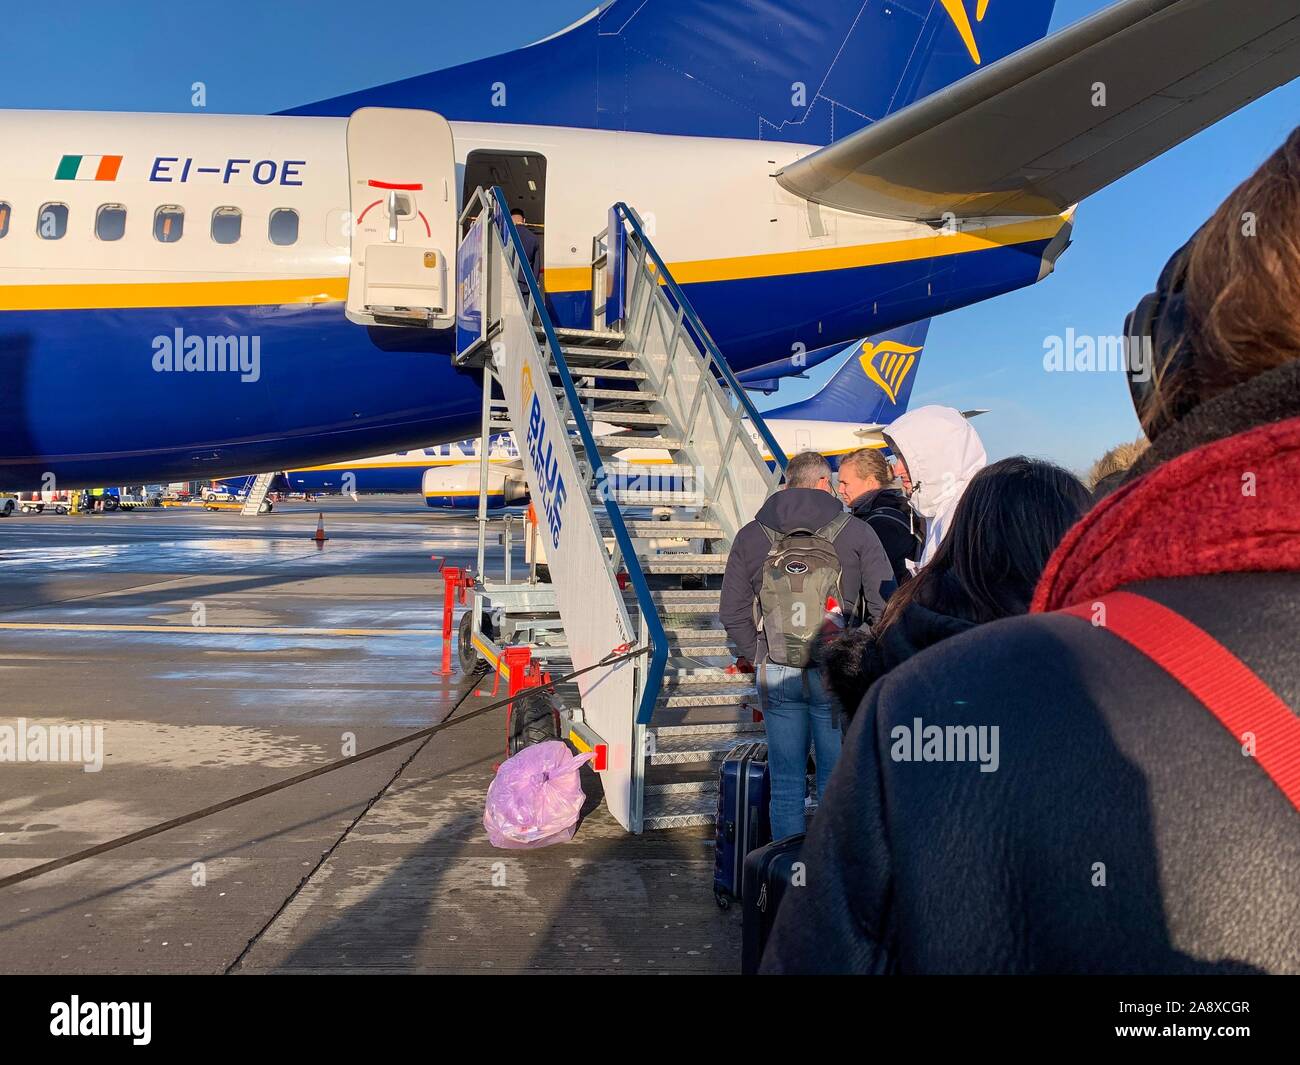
[1033,414,1300,612]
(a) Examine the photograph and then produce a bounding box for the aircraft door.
[345,107,457,328]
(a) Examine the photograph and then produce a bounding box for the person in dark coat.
[835,446,923,588]
[511,208,544,282]
[822,457,1090,720]
[762,128,1300,975]
[721,450,894,838]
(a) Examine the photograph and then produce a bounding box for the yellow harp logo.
[858,339,922,404]
[939,0,992,66]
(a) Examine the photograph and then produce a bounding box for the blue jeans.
[758,661,842,840]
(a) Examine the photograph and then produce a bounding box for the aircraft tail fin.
[288,1,1058,145]
[764,320,930,425]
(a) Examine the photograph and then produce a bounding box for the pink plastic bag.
[483,740,595,849]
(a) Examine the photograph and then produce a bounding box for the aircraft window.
[38,203,69,240]
[268,208,299,246]
[0,202,9,239]
[95,204,127,242]
[211,206,242,245]
[154,205,185,243]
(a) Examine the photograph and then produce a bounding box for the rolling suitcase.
[741,832,805,974]
[713,741,771,909]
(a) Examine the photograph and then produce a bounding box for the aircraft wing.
[775,0,1300,221]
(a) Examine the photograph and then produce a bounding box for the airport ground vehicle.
[18,491,75,514]
[0,495,14,517]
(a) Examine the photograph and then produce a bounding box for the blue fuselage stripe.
[0,240,1048,488]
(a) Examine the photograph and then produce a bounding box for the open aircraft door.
[345,107,457,328]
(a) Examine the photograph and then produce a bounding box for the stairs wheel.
[260,500,273,514]
[714,890,731,911]
[507,689,560,756]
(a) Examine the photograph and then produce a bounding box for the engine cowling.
[421,465,527,509]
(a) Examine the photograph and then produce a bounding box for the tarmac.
[0,497,736,973]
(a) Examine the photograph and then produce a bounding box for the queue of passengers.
[722,127,1300,975]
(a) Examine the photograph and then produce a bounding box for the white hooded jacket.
[883,405,987,565]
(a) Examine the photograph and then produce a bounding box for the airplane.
[2,0,1296,491]
[266,320,932,508]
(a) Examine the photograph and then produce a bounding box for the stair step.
[642,788,718,830]
[668,642,733,658]
[629,589,722,614]
[555,366,647,381]
[640,553,727,575]
[555,348,637,366]
[591,435,684,452]
[663,624,728,640]
[622,519,724,538]
[574,410,667,427]
[649,731,749,765]
[557,386,648,402]
[605,462,698,478]
[548,326,626,344]
[665,670,754,688]
[613,494,703,508]
[653,719,764,738]
[657,689,758,709]
[644,778,718,797]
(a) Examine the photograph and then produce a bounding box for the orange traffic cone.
[313,512,328,543]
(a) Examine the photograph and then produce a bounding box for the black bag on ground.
[741,832,805,974]
[713,741,771,908]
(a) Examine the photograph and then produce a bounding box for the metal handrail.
[483,186,668,728]
[611,203,789,475]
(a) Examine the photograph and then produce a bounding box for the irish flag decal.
[55,154,123,181]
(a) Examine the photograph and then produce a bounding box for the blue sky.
[2,0,1296,474]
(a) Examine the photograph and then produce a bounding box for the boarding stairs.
[455,188,786,831]
[239,472,276,516]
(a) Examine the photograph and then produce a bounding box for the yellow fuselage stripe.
[0,216,1062,310]
[0,276,347,311]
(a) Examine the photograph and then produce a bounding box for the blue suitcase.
[713,741,771,908]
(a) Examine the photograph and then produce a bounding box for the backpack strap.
[757,522,780,546]
[1060,590,1300,812]
[814,511,853,542]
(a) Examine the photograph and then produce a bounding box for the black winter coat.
[762,363,1300,974]
[821,598,975,721]
[848,487,923,589]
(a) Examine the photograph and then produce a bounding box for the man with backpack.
[720,450,894,839]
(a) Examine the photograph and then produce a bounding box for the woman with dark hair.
[763,126,1300,975]
[823,457,1090,719]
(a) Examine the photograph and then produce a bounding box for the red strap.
[1060,590,1300,812]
